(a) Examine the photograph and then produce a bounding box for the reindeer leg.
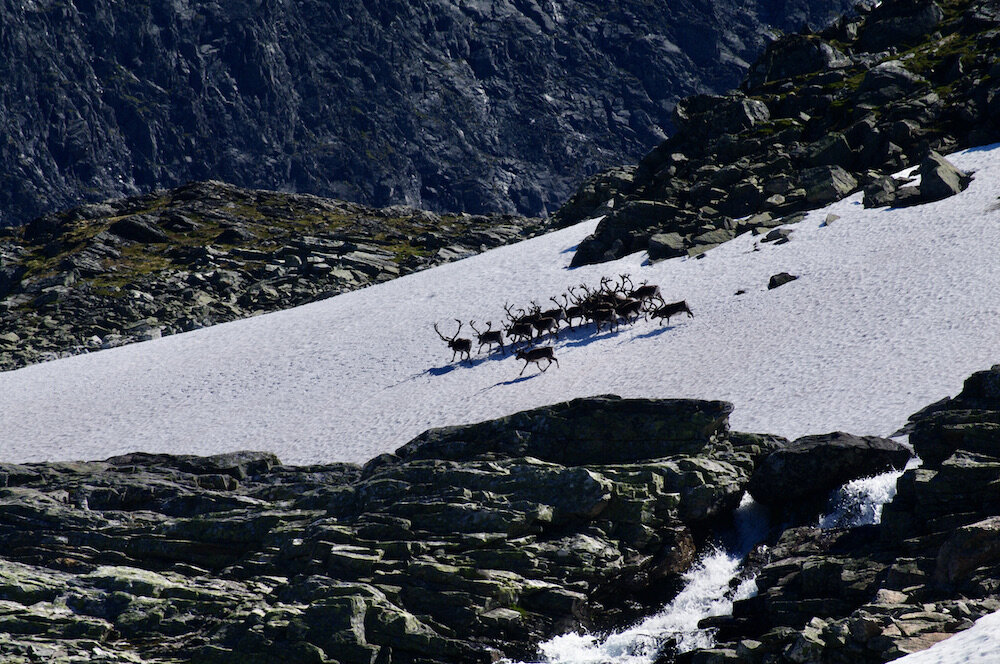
[519,361,529,376]
[551,357,559,369]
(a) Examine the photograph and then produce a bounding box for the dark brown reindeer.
[562,289,587,329]
[589,305,618,333]
[649,300,694,325]
[503,303,535,345]
[469,320,505,354]
[621,274,665,307]
[515,346,559,375]
[434,320,472,362]
[527,301,560,340]
[614,297,644,325]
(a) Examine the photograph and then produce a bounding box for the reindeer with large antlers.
[562,289,587,329]
[621,274,666,308]
[527,301,560,340]
[469,320,505,355]
[649,300,694,325]
[434,320,472,362]
[503,303,535,345]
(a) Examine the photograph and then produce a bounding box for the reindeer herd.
[433,274,693,374]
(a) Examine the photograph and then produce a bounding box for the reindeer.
[434,320,472,362]
[649,300,694,325]
[562,289,587,329]
[469,320,505,355]
[544,297,567,327]
[621,274,665,308]
[614,297,645,326]
[589,305,618,333]
[503,303,536,345]
[527,301,560,340]
[515,346,559,375]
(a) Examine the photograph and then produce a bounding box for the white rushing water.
[533,496,769,664]
[818,457,918,530]
[533,466,909,664]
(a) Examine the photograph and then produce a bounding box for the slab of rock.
[747,431,912,509]
[648,232,687,260]
[0,396,776,664]
[767,272,798,289]
[800,166,858,206]
[935,516,1000,586]
[919,151,972,202]
[395,396,734,466]
[109,216,169,243]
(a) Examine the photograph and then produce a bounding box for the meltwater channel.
[522,466,910,664]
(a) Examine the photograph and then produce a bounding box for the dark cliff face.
[0,0,862,226]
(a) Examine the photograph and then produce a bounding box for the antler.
[469,320,481,336]
[452,319,463,339]
[433,322,448,342]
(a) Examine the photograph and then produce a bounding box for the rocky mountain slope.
[0,182,541,371]
[558,0,1000,266]
[3,367,1000,664]
[0,0,865,227]
[0,395,903,663]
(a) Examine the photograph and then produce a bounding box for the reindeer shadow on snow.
[429,273,695,379]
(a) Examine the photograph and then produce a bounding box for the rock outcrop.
[681,364,1000,664]
[0,0,864,226]
[0,181,542,371]
[0,396,782,663]
[561,0,1000,266]
[747,432,911,512]
[3,370,1000,663]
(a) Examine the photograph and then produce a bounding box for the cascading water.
[529,495,770,664]
[524,458,915,664]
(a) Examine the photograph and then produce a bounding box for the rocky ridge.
[11,368,1000,663]
[0,0,864,226]
[679,364,1000,664]
[559,0,1000,266]
[0,181,542,371]
[0,397,783,663]
[0,391,928,664]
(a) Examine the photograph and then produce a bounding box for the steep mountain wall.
[0,0,863,226]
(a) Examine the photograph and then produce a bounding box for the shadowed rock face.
[0,396,780,663]
[0,0,863,226]
[560,0,1000,267]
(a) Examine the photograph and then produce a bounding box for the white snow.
[4,145,1000,465]
[2,145,1000,661]
[893,610,1000,664]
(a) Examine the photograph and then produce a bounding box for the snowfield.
[3,145,1000,466]
[1,145,1000,663]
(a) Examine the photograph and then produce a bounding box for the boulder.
[674,94,770,139]
[109,216,170,243]
[857,1,945,52]
[857,61,929,105]
[648,232,687,261]
[863,176,899,209]
[744,35,850,91]
[918,151,972,202]
[748,432,912,509]
[935,516,1000,586]
[767,272,798,289]
[395,396,734,466]
[800,166,858,206]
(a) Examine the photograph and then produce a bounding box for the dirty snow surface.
[2,145,1000,469]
